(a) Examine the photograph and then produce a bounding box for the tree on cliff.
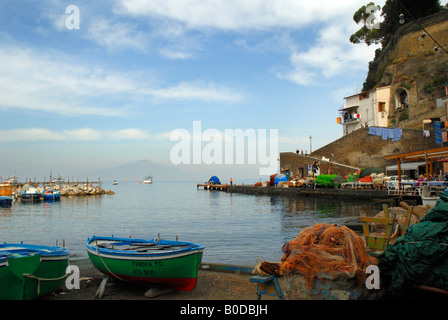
[350,0,443,48]
[349,2,382,46]
[349,0,445,91]
[380,0,443,47]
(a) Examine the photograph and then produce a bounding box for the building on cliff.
[280,11,448,179]
[338,86,391,135]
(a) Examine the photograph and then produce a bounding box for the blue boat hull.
[43,192,61,201]
[21,193,42,202]
[0,196,13,206]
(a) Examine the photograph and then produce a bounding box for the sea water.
[0,180,382,266]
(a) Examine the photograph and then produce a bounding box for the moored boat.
[0,184,14,206]
[42,190,61,201]
[20,186,42,202]
[143,176,153,184]
[85,235,204,292]
[0,243,69,300]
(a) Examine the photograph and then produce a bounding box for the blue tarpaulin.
[274,174,287,185]
[208,176,220,184]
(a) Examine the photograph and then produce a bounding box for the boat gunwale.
[86,236,204,259]
[0,244,70,259]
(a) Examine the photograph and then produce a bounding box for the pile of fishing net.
[280,223,377,291]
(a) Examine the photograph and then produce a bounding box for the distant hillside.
[76,159,196,181]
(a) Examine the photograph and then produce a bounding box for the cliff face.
[280,13,448,177]
[374,11,448,128]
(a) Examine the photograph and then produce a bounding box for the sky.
[0,0,388,180]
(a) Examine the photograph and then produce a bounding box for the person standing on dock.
[230,178,233,185]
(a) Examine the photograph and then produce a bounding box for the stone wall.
[280,127,440,178]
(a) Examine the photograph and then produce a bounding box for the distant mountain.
[76,159,196,181]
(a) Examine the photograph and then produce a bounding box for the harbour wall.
[226,185,390,201]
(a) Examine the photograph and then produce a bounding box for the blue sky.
[0,0,387,180]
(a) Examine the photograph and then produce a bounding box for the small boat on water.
[3,175,18,184]
[50,175,65,184]
[42,190,61,201]
[0,243,69,300]
[85,235,204,292]
[112,180,118,185]
[143,176,153,184]
[0,184,14,206]
[20,186,42,202]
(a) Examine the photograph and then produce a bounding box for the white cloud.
[115,0,365,31]
[0,128,65,142]
[0,128,157,142]
[276,21,381,86]
[0,46,242,116]
[148,81,242,102]
[113,0,384,86]
[85,18,149,52]
[63,128,104,141]
[108,128,152,140]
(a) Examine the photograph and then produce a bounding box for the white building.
[338,86,391,135]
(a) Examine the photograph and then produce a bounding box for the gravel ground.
[40,258,271,301]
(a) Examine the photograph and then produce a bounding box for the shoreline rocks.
[14,184,115,197]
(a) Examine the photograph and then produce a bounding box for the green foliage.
[353,0,444,90]
[350,2,382,46]
[424,81,434,94]
[400,82,413,90]
[380,0,443,47]
[399,109,409,121]
[424,75,448,93]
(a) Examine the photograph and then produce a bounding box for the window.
[378,102,386,112]
[359,92,369,100]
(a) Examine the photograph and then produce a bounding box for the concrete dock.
[226,184,391,201]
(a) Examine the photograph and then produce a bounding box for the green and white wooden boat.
[0,243,69,300]
[86,235,204,292]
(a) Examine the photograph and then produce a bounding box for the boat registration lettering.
[131,261,164,276]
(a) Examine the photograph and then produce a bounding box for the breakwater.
[11,180,115,198]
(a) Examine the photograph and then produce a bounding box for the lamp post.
[309,135,312,154]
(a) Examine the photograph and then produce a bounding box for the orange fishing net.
[281,223,377,291]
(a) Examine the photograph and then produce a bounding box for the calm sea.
[0,180,382,266]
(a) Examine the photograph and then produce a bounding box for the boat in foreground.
[0,243,69,300]
[86,235,204,292]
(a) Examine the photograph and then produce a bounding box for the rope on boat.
[22,272,69,296]
[22,259,71,296]
[95,240,127,282]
